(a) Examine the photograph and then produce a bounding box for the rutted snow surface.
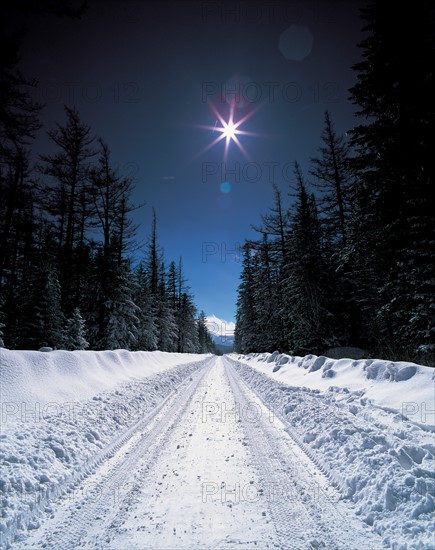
[94,357,279,549]
[4,355,382,549]
[0,349,209,548]
[229,352,435,549]
[0,349,433,549]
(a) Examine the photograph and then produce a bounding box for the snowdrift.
[0,348,209,548]
[229,352,435,549]
[233,351,434,415]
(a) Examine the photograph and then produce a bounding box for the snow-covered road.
[14,356,383,549]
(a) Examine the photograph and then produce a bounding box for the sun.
[222,120,236,140]
[194,102,263,162]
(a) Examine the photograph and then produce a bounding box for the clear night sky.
[14,0,366,323]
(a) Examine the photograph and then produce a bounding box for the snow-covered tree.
[177,292,199,353]
[133,261,158,351]
[251,185,290,349]
[307,112,364,347]
[170,258,198,353]
[105,303,139,350]
[282,163,332,354]
[64,307,89,350]
[197,311,215,354]
[155,260,177,352]
[98,254,139,350]
[13,252,65,350]
[166,260,178,310]
[234,242,259,354]
[84,141,141,350]
[347,2,435,360]
[155,294,178,352]
[251,234,283,352]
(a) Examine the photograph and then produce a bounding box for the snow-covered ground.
[0,348,434,549]
[229,352,435,549]
[0,348,209,548]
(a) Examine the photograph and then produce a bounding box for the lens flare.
[194,101,263,162]
[220,181,231,193]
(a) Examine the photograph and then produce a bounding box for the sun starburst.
[195,101,263,162]
[222,120,236,140]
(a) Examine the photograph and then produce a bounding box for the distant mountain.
[206,314,235,351]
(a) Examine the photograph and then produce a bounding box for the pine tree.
[234,242,259,353]
[282,162,331,354]
[309,111,361,347]
[251,234,283,352]
[84,141,140,350]
[252,184,290,264]
[0,35,41,284]
[309,110,352,246]
[0,36,42,346]
[0,176,42,346]
[89,139,138,264]
[197,310,215,354]
[45,265,65,348]
[173,258,198,353]
[166,260,178,310]
[155,260,178,352]
[252,184,290,349]
[141,210,178,351]
[39,106,95,313]
[64,308,89,350]
[348,2,435,360]
[155,295,178,352]
[147,208,159,296]
[133,261,158,351]
[13,249,65,350]
[88,242,139,351]
[104,258,139,350]
[177,292,199,353]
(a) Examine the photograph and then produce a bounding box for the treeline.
[235,3,435,365]
[0,57,215,353]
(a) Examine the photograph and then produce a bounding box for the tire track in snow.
[96,355,279,549]
[223,356,384,550]
[14,355,383,549]
[13,359,213,549]
[224,359,317,548]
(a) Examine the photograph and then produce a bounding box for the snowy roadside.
[0,349,210,548]
[228,352,435,549]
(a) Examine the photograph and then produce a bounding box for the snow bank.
[229,352,435,549]
[1,348,206,406]
[234,352,434,417]
[0,349,209,548]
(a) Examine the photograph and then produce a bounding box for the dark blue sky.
[17,0,366,323]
